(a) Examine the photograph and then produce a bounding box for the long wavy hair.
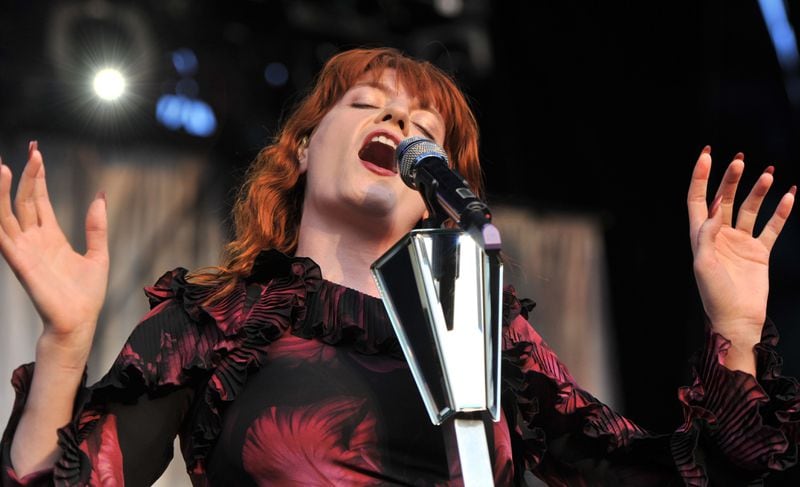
[190,47,483,301]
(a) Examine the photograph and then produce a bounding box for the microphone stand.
[371,227,503,486]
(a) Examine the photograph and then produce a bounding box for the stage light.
[758,0,800,104]
[156,94,184,130]
[434,0,464,17]
[156,94,217,137]
[183,99,216,137]
[93,68,126,101]
[172,48,199,77]
[264,62,289,87]
[759,0,800,70]
[156,46,216,137]
[45,2,156,134]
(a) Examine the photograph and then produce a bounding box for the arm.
[8,339,88,477]
[3,371,195,487]
[2,301,202,486]
[0,142,109,476]
[501,292,799,486]
[501,149,798,484]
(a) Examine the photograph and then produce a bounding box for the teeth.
[370,135,397,149]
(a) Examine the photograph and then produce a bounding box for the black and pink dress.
[2,250,798,486]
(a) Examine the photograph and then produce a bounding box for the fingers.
[734,166,774,234]
[2,143,60,236]
[14,141,42,230]
[758,186,796,251]
[695,193,724,257]
[29,146,58,228]
[712,153,745,226]
[687,146,712,254]
[0,158,22,241]
[689,147,795,255]
[84,192,109,263]
[0,159,11,250]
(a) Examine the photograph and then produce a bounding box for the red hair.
[190,47,483,300]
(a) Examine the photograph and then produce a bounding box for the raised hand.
[0,142,109,367]
[687,146,795,374]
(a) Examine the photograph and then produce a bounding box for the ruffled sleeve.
[501,286,800,486]
[672,318,800,485]
[0,273,208,486]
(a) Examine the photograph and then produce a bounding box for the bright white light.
[93,69,126,101]
[434,0,463,17]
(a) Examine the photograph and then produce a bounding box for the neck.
[294,211,406,298]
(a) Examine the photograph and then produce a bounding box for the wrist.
[36,328,95,373]
[26,337,89,418]
[719,346,757,376]
[714,330,759,376]
[709,316,762,346]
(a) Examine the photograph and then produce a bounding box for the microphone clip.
[418,179,447,229]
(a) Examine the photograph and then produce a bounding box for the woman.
[1,47,797,486]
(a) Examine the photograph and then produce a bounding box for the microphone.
[396,137,501,251]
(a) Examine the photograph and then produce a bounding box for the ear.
[297,140,308,174]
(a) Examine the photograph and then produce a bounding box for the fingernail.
[28,140,38,158]
[98,191,107,208]
[764,165,775,175]
[710,194,723,218]
[790,185,797,196]
[734,152,744,161]
[702,145,711,154]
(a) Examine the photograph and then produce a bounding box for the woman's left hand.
[687,147,795,375]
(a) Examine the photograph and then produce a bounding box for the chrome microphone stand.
[371,228,503,486]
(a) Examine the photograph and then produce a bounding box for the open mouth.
[358,134,398,173]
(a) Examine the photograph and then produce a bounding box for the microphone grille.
[396,136,448,188]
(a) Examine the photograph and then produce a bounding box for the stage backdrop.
[493,205,619,408]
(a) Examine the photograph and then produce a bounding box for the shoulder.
[112,251,321,388]
[143,267,218,320]
[502,285,544,347]
[99,267,230,392]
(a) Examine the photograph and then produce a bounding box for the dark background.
[1,0,798,481]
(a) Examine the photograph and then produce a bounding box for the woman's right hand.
[0,142,109,368]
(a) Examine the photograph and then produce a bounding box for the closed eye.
[351,103,378,109]
[414,123,435,140]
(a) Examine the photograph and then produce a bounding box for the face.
[298,69,446,236]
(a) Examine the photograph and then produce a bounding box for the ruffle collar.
[142,248,397,346]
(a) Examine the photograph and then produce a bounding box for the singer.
[1,47,798,486]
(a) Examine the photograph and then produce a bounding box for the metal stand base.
[444,418,494,486]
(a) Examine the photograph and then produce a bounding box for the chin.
[357,187,398,217]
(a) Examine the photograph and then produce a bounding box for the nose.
[374,105,410,136]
